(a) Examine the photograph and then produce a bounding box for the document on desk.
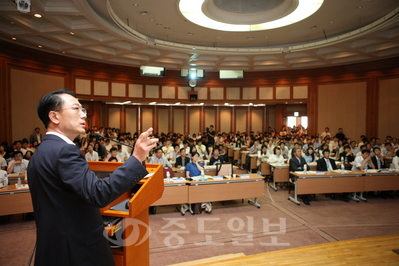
[213,176,224,181]
[240,174,250,178]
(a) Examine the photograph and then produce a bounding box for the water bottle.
[341,157,344,163]
[303,164,307,174]
[201,170,204,179]
[1,172,7,188]
[17,177,21,188]
[166,171,170,183]
[341,163,345,174]
[228,168,232,178]
[364,164,368,173]
[390,163,395,171]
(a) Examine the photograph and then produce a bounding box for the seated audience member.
[350,141,359,155]
[21,138,31,155]
[304,147,317,163]
[204,145,214,160]
[257,145,268,167]
[161,139,174,158]
[7,151,29,174]
[382,142,395,157]
[175,148,190,168]
[355,144,367,157]
[93,142,105,161]
[196,139,206,158]
[0,144,11,160]
[23,150,34,160]
[104,147,122,162]
[371,147,386,169]
[29,127,42,145]
[169,144,181,162]
[0,156,6,170]
[107,157,118,162]
[289,148,310,205]
[340,145,355,163]
[268,147,285,164]
[391,150,399,170]
[104,139,112,153]
[279,142,289,159]
[182,141,190,155]
[351,149,375,201]
[185,152,212,213]
[317,149,337,171]
[209,148,224,165]
[13,140,23,154]
[85,144,99,162]
[150,148,172,168]
[117,144,130,162]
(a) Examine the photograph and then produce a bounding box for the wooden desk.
[172,165,238,177]
[363,171,399,191]
[151,181,188,206]
[269,163,289,191]
[249,154,258,170]
[289,170,364,205]
[7,173,25,185]
[0,185,33,216]
[233,148,240,161]
[188,174,264,208]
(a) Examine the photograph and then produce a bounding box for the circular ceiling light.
[179,0,324,32]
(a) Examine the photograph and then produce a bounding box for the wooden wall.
[1,41,399,143]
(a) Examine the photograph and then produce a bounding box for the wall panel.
[235,108,247,133]
[259,87,273,100]
[318,82,366,141]
[243,87,256,100]
[10,69,64,141]
[251,108,263,133]
[111,82,126,97]
[157,107,170,133]
[142,108,154,132]
[162,86,175,99]
[129,84,143,98]
[378,78,399,138]
[220,107,232,133]
[276,86,290,99]
[145,85,159,98]
[189,107,201,135]
[108,106,121,129]
[226,87,240,100]
[173,108,184,133]
[210,87,223,100]
[204,108,216,129]
[75,78,91,95]
[125,107,138,134]
[293,85,308,99]
[94,80,109,96]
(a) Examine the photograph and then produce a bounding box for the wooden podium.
[88,162,164,266]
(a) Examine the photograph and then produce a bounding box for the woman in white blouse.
[268,147,285,164]
[392,150,399,170]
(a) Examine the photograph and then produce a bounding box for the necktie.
[326,159,331,171]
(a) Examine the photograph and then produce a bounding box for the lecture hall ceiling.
[0,0,398,72]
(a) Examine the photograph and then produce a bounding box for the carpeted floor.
[1,180,398,266]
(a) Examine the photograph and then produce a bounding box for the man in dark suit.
[175,148,190,168]
[289,148,310,205]
[29,127,43,145]
[28,89,157,266]
[316,149,337,171]
[371,147,386,169]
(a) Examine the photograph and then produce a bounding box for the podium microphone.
[93,133,135,149]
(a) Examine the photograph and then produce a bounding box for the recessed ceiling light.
[173,29,178,32]
[133,3,139,6]
[311,26,318,30]
[70,32,75,35]
[140,11,148,16]
[329,21,333,24]
[38,45,42,48]
[12,37,16,40]
[156,23,162,26]
[34,14,42,18]
[149,102,156,105]
[164,26,170,29]
[179,0,324,32]
[357,6,363,9]
[247,37,255,40]
[62,51,65,54]
[264,36,269,39]
[187,32,193,35]
[150,19,155,22]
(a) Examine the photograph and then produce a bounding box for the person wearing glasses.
[7,150,29,174]
[28,88,157,265]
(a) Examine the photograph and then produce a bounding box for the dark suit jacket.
[316,158,338,171]
[289,156,308,172]
[371,156,386,169]
[28,134,148,266]
[175,156,190,167]
[29,133,42,144]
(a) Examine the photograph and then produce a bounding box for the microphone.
[93,133,135,149]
